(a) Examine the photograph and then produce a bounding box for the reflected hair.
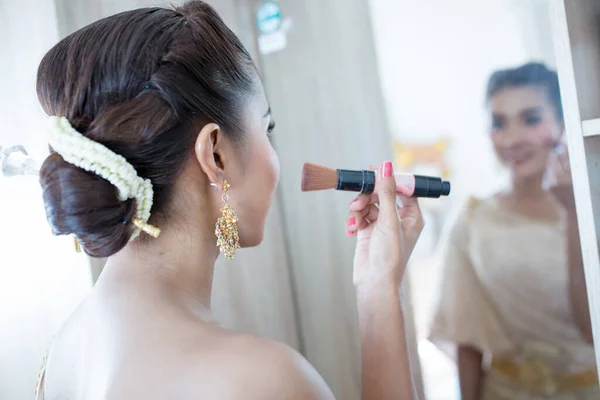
[37,1,257,257]
[486,62,563,122]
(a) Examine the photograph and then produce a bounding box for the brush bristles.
[301,163,338,192]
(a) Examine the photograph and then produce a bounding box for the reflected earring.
[215,180,240,260]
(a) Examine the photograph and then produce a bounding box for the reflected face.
[227,81,280,248]
[489,86,563,181]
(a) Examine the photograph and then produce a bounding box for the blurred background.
[0,0,561,399]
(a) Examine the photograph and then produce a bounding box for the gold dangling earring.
[73,236,82,253]
[215,180,240,260]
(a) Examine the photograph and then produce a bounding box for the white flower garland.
[47,116,155,241]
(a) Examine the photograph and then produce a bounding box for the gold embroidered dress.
[429,197,598,399]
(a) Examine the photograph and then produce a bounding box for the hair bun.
[39,153,136,257]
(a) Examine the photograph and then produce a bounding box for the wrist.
[354,266,403,292]
[355,277,400,304]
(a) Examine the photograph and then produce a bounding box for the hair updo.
[485,62,563,122]
[37,1,257,257]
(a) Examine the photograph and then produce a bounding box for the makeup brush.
[301,163,451,198]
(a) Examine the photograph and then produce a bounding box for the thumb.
[376,161,400,230]
[544,150,559,189]
[397,194,423,227]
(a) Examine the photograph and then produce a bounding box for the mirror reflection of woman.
[429,63,598,399]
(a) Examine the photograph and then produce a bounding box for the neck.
[510,172,547,200]
[99,214,220,313]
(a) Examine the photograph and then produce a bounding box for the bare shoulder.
[188,331,335,400]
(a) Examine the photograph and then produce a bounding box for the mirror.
[367,0,597,398]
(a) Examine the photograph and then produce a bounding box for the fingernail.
[348,216,356,228]
[350,198,358,205]
[383,161,393,178]
[347,229,356,237]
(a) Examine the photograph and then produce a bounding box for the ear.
[194,123,225,186]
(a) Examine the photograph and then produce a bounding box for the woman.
[429,62,597,399]
[35,2,422,399]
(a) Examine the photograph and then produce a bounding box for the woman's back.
[42,272,331,400]
[43,279,220,399]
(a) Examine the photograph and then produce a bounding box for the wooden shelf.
[582,118,600,137]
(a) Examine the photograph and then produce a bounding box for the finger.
[557,148,570,173]
[375,161,400,231]
[350,163,409,211]
[346,212,359,237]
[347,206,372,231]
[348,206,371,227]
[397,193,419,211]
[349,193,378,212]
[551,140,569,164]
[543,140,565,189]
[347,205,379,235]
[365,204,380,223]
[355,206,380,231]
[396,184,413,197]
[547,151,562,178]
[397,194,423,222]
[549,149,571,184]
[553,141,567,156]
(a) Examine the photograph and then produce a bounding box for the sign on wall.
[256,1,291,55]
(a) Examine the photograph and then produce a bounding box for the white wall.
[0,1,93,398]
[0,178,92,399]
[0,0,61,162]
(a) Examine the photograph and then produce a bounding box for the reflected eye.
[491,119,504,131]
[524,115,542,125]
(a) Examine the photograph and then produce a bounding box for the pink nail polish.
[350,198,358,205]
[348,216,356,227]
[383,161,393,178]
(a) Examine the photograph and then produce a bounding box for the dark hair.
[37,1,257,257]
[485,62,563,122]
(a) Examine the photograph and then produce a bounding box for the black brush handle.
[336,169,375,193]
[413,175,451,198]
[336,169,450,197]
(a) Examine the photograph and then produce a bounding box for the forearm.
[458,345,483,400]
[566,212,593,343]
[356,281,413,400]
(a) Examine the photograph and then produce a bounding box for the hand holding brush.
[346,161,424,287]
[348,161,423,399]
